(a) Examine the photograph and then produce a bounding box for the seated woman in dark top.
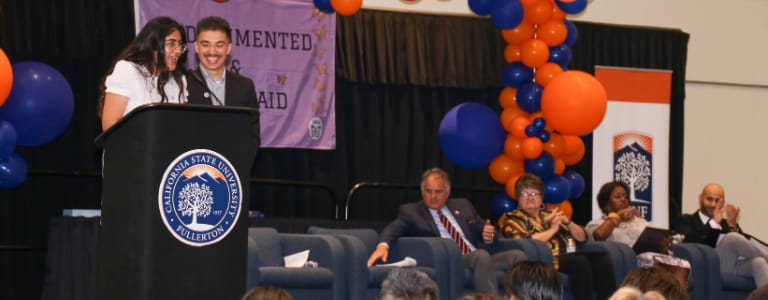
[498,174,615,300]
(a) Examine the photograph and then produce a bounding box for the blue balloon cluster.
[0,61,74,189]
[491,191,518,218]
[439,103,506,168]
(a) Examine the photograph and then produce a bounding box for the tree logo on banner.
[158,149,242,247]
[614,132,653,220]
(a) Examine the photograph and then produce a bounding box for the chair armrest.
[577,241,636,287]
[672,243,721,300]
[281,233,346,300]
[390,237,457,300]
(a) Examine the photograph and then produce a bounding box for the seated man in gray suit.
[367,167,527,294]
[674,183,768,288]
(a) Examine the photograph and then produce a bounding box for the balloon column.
[469,0,606,216]
[0,51,76,188]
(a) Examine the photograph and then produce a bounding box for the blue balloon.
[525,124,538,137]
[516,82,542,113]
[538,131,550,143]
[548,45,572,69]
[0,61,74,146]
[490,0,523,29]
[501,62,534,88]
[439,103,506,168]
[0,121,17,159]
[533,117,546,130]
[563,19,579,47]
[0,152,27,189]
[491,191,517,218]
[313,0,334,13]
[563,170,585,199]
[469,0,496,16]
[524,151,555,180]
[555,0,587,14]
[543,175,570,204]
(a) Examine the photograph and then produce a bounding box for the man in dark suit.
[366,168,526,294]
[674,183,768,287]
[187,16,258,108]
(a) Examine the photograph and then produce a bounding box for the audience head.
[596,181,631,214]
[503,261,562,300]
[379,268,439,300]
[621,266,688,300]
[241,285,293,300]
[514,174,545,215]
[698,183,724,218]
[608,286,666,300]
[420,168,451,210]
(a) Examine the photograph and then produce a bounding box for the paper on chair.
[376,256,417,267]
[284,249,310,268]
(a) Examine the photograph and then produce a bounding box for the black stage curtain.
[0,3,688,298]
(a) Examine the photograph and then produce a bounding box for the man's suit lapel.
[417,203,440,236]
[192,68,215,105]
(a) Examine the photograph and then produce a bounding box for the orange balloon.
[501,21,535,45]
[499,87,519,109]
[504,44,522,63]
[537,20,568,47]
[0,48,12,107]
[562,134,584,156]
[551,5,566,20]
[501,106,528,132]
[504,136,526,160]
[510,117,531,139]
[544,132,565,157]
[520,39,550,68]
[505,172,525,200]
[522,137,543,159]
[489,154,524,184]
[523,0,554,25]
[519,0,538,6]
[541,71,608,136]
[533,62,563,87]
[331,0,362,16]
[553,158,565,175]
[546,200,573,217]
[562,144,585,165]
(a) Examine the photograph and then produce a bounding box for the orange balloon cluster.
[0,48,12,108]
[490,0,599,212]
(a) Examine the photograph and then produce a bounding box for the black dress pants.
[559,252,615,300]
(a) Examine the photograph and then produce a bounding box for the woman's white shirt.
[105,60,187,116]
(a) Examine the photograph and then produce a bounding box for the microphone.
[186,69,224,106]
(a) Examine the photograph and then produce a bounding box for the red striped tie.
[438,210,471,254]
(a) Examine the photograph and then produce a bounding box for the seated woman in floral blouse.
[498,174,615,300]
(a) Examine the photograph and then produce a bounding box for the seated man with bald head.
[673,183,768,288]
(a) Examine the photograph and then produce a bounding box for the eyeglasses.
[519,191,540,198]
[165,40,187,53]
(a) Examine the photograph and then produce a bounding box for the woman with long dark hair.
[99,16,188,131]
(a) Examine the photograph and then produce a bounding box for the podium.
[95,104,259,300]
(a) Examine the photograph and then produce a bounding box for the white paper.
[284,249,310,268]
[376,256,417,267]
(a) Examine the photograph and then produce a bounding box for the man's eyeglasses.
[165,40,187,53]
[519,191,540,198]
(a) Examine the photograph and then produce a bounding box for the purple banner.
[138,0,336,149]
